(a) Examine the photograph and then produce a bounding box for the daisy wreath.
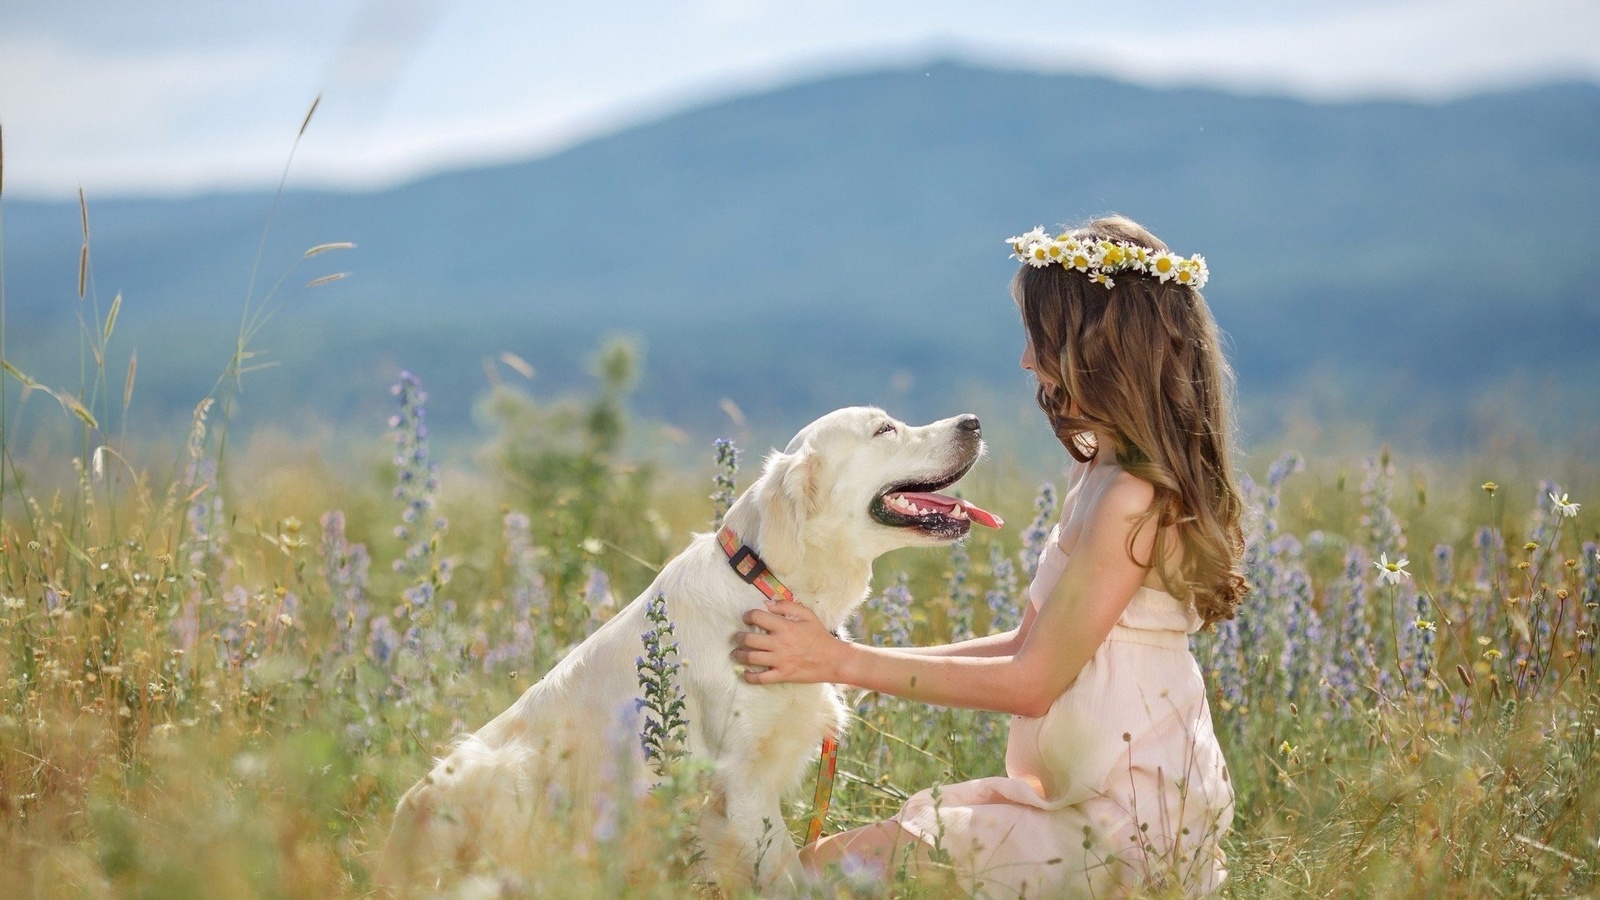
[1007,226,1209,290]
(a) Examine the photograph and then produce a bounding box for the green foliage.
[476,336,665,633]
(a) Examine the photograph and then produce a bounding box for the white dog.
[379,406,1000,891]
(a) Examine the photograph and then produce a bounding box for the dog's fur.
[379,407,985,891]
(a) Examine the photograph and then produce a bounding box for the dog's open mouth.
[869,465,1003,538]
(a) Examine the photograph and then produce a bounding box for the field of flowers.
[1,340,1596,897]
[0,156,1595,896]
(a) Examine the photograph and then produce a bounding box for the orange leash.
[805,732,840,845]
[716,527,839,845]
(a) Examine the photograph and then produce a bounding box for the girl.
[731,215,1246,897]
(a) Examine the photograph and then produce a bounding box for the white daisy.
[1007,226,1049,261]
[1175,257,1209,289]
[1089,272,1115,289]
[1149,251,1182,282]
[1098,241,1129,271]
[1125,245,1151,273]
[1550,492,1580,518]
[1374,552,1411,586]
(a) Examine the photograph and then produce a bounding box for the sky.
[2,0,1598,199]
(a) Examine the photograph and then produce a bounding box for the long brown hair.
[1015,214,1246,626]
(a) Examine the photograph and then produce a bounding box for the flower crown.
[1006,227,1209,290]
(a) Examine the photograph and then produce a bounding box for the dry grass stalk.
[305,272,349,288]
[304,242,356,258]
[124,350,137,411]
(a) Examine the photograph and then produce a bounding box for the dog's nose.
[957,415,981,434]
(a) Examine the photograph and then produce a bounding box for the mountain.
[5,62,1599,450]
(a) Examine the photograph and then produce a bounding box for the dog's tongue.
[898,492,1004,529]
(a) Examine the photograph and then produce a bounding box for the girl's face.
[1019,335,1056,389]
[1022,334,1082,416]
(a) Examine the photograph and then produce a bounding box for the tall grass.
[2,122,1597,898]
[1,360,1594,897]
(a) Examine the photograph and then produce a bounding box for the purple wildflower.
[710,438,740,529]
[1359,454,1406,560]
[636,592,689,774]
[321,511,371,657]
[389,370,453,649]
[946,539,975,642]
[986,544,1020,633]
[1280,569,1323,701]
[1019,481,1058,581]
[485,511,548,671]
[867,573,913,648]
[584,566,617,632]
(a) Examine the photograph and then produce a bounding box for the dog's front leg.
[700,768,802,893]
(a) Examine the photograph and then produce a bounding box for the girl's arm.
[886,605,1034,658]
[733,471,1156,718]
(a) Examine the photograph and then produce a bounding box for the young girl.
[731,215,1246,897]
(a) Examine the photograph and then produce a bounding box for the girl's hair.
[1015,214,1247,626]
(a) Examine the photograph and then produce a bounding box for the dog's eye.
[873,422,896,437]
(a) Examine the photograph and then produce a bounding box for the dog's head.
[724,407,1001,576]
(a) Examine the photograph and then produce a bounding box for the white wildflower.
[1374,552,1411,586]
[1549,492,1580,518]
[1149,251,1183,282]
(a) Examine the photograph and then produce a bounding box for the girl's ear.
[751,444,819,575]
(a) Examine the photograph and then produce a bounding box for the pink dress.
[893,518,1234,898]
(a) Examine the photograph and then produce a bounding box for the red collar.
[717,526,796,604]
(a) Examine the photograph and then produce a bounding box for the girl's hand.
[731,599,849,685]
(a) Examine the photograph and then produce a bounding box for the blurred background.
[3,0,1598,464]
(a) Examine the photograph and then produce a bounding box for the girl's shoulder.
[1056,461,1178,592]
[1055,460,1155,551]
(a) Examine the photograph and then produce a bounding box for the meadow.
[1,139,1597,898]
[2,338,1597,897]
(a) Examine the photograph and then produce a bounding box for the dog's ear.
[750,443,819,575]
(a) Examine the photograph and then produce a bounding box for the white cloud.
[1,0,1595,198]
[998,0,1600,100]
[0,37,312,196]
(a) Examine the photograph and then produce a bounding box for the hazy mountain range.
[5,62,1598,453]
